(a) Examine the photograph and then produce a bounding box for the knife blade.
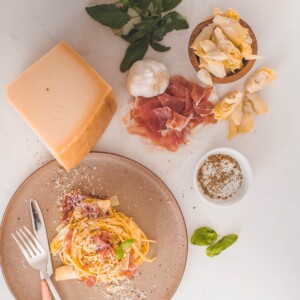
[30,199,53,278]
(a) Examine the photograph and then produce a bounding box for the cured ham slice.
[126,76,216,151]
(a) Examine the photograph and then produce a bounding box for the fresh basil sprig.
[85,0,189,72]
[191,227,238,257]
[115,239,136,260]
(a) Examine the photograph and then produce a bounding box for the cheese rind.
[7,41,117,170]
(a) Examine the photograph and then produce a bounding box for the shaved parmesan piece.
[246,92,268,114]
[239,100,254,133]
[191,24,215,50]
[50,225,69,254]
[197,69,213,86]
[56,222,67,233]
[97,200,111,213]
[55,266,78,281]
[245,67,277,93]
[110,195,120,206]
[213,91,243,120]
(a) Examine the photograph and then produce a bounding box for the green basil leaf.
[161,0,182,11]
[120,39,149,72]
[122,18,157,43]
[191,227,218,246]
[206,234,238,257]
[85,4,131,29]
[115,245,124,259]
[121,239,136,248]
[133,0,152,10]
[120,0,131,6]
[122,28,146,43]
[134,18,158,31]
[152,0,163,11]
[152,11,188,41]
[150,40,171,52]
[162,11,189,30]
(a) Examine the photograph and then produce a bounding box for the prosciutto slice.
[126,76,217,151]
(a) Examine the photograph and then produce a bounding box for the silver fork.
[12,226,61,300]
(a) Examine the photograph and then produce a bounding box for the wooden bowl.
[188,17,258,84]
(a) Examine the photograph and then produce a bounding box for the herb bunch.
[191,227,238,257]
[85,0,189,72]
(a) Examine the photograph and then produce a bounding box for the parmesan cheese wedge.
[7,41,117,170]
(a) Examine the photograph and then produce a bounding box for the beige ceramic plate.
[0,152,187,300]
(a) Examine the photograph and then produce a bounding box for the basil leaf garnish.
[206,234,238,257]
[191,227,218,246]
[121,239,136,248]
[115,239,136,259]
[115,245,124,260]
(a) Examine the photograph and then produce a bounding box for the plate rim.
[0,151,188,299]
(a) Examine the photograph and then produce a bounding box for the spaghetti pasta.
[50,190,155,286]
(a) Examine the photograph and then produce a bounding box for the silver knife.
[30,199,53,278]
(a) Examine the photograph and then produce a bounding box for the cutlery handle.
[44,276,61,300]
[41,280,52,300]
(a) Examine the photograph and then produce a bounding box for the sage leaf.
[206,234,238,257]
[120,39,149,72]
[191,227,218,246]
[85,4,131,29]
[162,0,182,11]
[150,40,171,52]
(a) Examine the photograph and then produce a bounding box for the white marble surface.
[1,0,300,299]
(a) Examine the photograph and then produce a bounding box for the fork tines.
[12,226,43,260]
